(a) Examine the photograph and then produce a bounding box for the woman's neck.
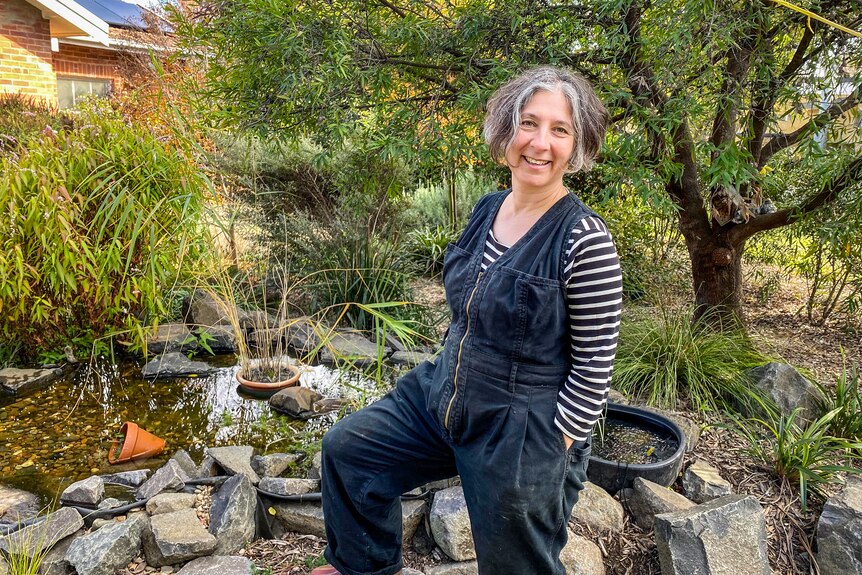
[508,184,568,215]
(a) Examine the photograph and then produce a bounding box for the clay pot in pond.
[108,421,166,464]
[235,357,301,395]
[587,402,686,495]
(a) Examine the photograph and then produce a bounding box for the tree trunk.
[684,226,746,329]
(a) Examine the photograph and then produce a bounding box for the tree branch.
[759,81,862,165]
[729,153,862,243]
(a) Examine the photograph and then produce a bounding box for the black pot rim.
[588,402,686,471]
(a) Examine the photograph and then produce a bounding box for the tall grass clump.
[0,100,211,361]
[815,361,862,443]
[612,308,769,412]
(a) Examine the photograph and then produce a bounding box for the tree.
[176,0,862,326]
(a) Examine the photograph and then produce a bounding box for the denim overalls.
[321,190,595,575]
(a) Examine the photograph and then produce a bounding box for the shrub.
[407,225,460,277]
[612,308,769,412]
[0,101,210,361]
[0,93,70,157]
[401,170,492,230]
[815,362,862,444]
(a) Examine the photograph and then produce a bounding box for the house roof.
[74,0,148,30]
[25,0,110,44]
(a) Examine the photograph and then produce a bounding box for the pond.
[0,356,388,508]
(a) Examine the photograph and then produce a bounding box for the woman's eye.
[520,119,536,127]
[554,127,571,135]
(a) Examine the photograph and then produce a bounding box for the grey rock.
[209,474,256,555]
[607,389,629,404]
[141,352,216,379]
[194,325,236,353]
[97,498,123,511]
[0,484,40,522]
[655,494,770,575]
[142,509,217,567]
[285,317,322,356]
[430,486,475,561]
[624,477,695,530]
[206,446,260,484]
[0,366,64,396]
[269,387,323,419]
[571,481,625,532]
[39,527,82,575]
[746,362,825,425]
[175,555,253,575]
[402,570,425,575]
[197,454,221,478]
[136,460,190,500]
[184,290,233,328]
[425,562,478,575]
[320,330,391,367]
[65,513,147,575]
[639,406,700,452]
[682,459,733,504]
[248,327,285,351]
[815,475,862,575]
[170,449,200,479]
[145,323,197,355]
[307,451,323,480]
[390,351,435,368]
[146,493,197,516]
[402,499,426,543]
[258,477,319,496]
[100,470,149,488]
[312,397,348,416]
[60,476,104,506]
[90,519,112,530]
[271,502,325,538]
[252,452,302,477]
[0,507,83,557]
[560,530,605,575]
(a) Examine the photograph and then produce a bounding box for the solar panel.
[75,0,149,29]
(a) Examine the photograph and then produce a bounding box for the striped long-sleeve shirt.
[481,215,623,443]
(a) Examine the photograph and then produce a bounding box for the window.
[57,77,112,109]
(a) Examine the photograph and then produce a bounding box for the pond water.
[0,356,388,508]
[592,419,679,465]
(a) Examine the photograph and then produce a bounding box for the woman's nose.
[531,128,551,150]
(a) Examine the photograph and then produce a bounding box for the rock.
[607,389,629,404]
[60,476,104,506]
[570,482,625,532]
[313,397,348,415]
[560,530,605,575]
[402,569,425,575]
[209,474,256,555]
[90,518,112,530]
[258,477,319,496]
[97,498,123,511]
[639,406,700,452]
[197,454,221,478]
[0,366,64,396]
[682,459,733,504]
[655,494,770,575]
[425,562,478,575]
[100,470,149,488]
[176,555,253,575]
[0,484,40,522]
[146,493,197,516]
[390,351,435,368]
[285,316,321,356]
[815,475,862,574]
[65,513,147,575]
[206,446,260,484]
[170,450,200,479]
[430,486,475,561]
[0,507,83,557]
[194,325,236,353]
[252,453,302,477]
[39,527,82,575]
[142,508,217,567]
[269,387,324,419]
[307,451,323,480]
[271,502,325,538]
[136,460,190,500]
[184,290,233,328]
[248,327,285,351]
[320,330,391,367]
[402,499,426,543]
[623,478,695,530]
[746,362,824,425]
[141,352,216,379]
[145,323,197,356]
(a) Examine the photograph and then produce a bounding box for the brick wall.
[0,0,57,102]
[53,42,124,92]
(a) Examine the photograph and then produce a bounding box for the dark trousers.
[320,361,590,575]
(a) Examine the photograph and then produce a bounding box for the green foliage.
[613,308,769,412]
[401,171,494,230]
[815,362,862,443]
[1,514,55,575]
[0,93,69,156]
[407,226,460,277]
[0,100,211,361]
[728,408,862,512]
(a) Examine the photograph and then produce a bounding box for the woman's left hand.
[562,434,574,450]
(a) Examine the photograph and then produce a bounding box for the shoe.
[309,566,341,575]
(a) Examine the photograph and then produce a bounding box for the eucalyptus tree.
[177,0,862,326]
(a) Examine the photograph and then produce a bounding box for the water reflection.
[0,356,388,508]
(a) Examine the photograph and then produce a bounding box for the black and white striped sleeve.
[555,216,622,444]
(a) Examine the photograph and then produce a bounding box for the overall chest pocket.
[471,266,568,365]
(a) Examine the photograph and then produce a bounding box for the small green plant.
[408,225,459,277]
[221,410,234,427]
[728,408,862,511]
[612,307,769,412]
[815,361,862,444]
[1,513,55,575]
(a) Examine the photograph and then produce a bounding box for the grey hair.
[483,66,609,173]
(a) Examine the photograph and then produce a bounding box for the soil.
[242,266,860,575]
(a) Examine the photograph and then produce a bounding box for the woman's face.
[504,89,575,195]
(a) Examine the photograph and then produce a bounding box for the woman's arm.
[555,216,623,447]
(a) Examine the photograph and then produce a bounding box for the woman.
[313,66,622,575]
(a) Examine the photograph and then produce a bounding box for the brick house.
[1,0,165,108]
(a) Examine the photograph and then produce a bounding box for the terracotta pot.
[236,362,301,393]
[108,421,166,464]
